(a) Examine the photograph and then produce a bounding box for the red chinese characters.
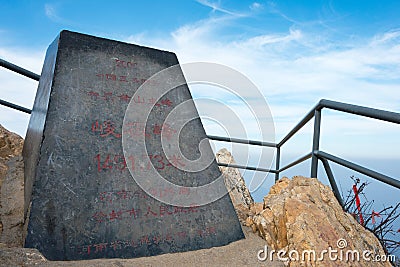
[91,121,178,140]
[93,153,184,173]
[72,227,215,256]
[197,227,217,237]
[95,73,157,86]
[92,120,122,138]
[115,59,137,68]
[92,204,199,223]
[123,122,149,139]
[94,154,131,172]
[86,90,173,107]
[95,186,189,204]
[123,122,177,140]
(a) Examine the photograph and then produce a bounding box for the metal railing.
[1,58,400,207]
[0,58,37,114]
[208,99,400,207]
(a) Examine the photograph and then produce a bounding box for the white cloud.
[105,12,400,159]
[242,28,302,47]
[250,2,263,11]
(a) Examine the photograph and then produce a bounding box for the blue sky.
[0,1,399,234]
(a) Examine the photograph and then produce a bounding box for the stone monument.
[23,30,244,260]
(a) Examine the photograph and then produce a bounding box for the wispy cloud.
[250,2,263,11]
[44,4,60,22]
[242,28,302,47]
[44,3,74,25]
[196,0,247,17]
[265,1,299,24]
[371,29,400,45]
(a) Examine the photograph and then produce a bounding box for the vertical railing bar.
[311,109,322,178]
[275,146,280,182]
[320,158,344,207]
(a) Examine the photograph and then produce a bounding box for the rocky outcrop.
[246,176,392,266]
[216,148,254,209]
[0,125,25,247]
[0,125,23,187]
[216,148,255,225]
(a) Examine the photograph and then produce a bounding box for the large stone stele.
[23,30,243,261]
[247,176,392,267]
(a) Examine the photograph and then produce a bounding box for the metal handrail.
[217,152,311,174]
[207,135,276,148]
[318,99,400,124]
[0,98,32,114]
[0,58,40,81]
[208,99,400,204]
[0,58,38,114]
[315,151,400,189]
[1,57,400,208]
[278,153,312,173]
[278,104,317,147]
[217,162,276,173]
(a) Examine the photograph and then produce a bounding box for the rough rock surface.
[0,125,23,162]
[216,148,254,209]
[0,125,25,247]
[247,176,393,266]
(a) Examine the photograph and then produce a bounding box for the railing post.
[320,158,344,207]
[275,146,280,182]
[311,109,321,178]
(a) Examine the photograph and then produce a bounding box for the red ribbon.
[371,210,381,224]
[352,184,364,225]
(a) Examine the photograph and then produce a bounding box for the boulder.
[248,176,392,266]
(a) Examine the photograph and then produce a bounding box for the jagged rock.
[0,125,25,247]
[250,202,264,215]
[216,148,254,209]
[0,125,23,160]
[248,176,392,266]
